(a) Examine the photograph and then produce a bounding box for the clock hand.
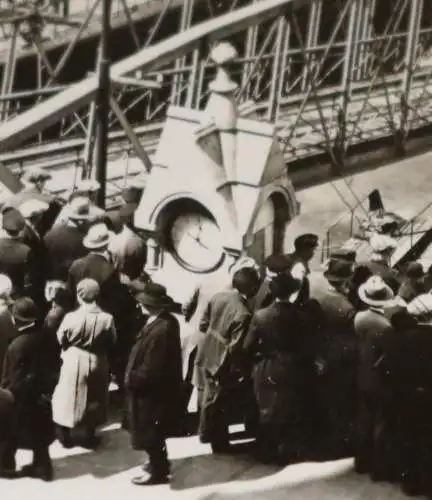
[186,231,210,250]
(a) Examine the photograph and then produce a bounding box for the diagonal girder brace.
[0,0,308,153]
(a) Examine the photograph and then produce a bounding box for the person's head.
[294,233,319,262]
[229,256,259,276]
[83,222,112,252]
[67,196,92,228]
[269,273,301,301]
[324,259,353,289]
[52,287,74,310]
[405,261,424,281]
[11,297,38,329]
[358,275,395,309]
[135,282,173,315]
[21,167,51,192]
[18,199,49,226]
[1,207,26,237]
[76,278,100,305]
[263,254,293,281]
[232,267,261,298]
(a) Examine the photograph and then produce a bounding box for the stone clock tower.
[134,41,299,302]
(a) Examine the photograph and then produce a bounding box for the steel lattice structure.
[0,0,430,203]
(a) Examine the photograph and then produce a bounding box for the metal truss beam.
[0,0,307,153]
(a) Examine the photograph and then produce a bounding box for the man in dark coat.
[0,208,38,299]
[1,298,56,481]
[284,233,319,305]
[43,196,91,284]
[195,267,260,453]
[354,276,395,479]
[0,275,17,378]
[244,272,314,464]
[124,282,183,486]
[310,259,357,453]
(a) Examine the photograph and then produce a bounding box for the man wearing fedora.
[124,282,183,486]
[311,258,357,453]
[1,297,56,481]
[354,276,395,479]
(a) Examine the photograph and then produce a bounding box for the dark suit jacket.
[0,237,35,296]
[124,312,183,448]
[68,252,127,320]
[195,290,251,382]
[44,223,88,281]
[0,306,18,379]
[355,308,393,394]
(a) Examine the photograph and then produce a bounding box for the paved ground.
[3,151,432,499]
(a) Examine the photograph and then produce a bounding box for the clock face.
[169,212,224,273]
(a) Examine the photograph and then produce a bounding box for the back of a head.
[232,267,260,296]
[269,273,301,301]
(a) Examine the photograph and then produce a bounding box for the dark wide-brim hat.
[11,297,38,323]
[136,282,174,308]
[324,259,353,282]
[294,233,319,251]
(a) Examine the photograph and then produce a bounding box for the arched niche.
[246,191,291,263]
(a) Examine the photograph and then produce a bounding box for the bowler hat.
[358,276,394,307]
[324,259,353,282]
[294,233,319,251]
[11,297,38,323]
[329,248,356,263]
[67,196,92,221]
[2,207,25,235]
[136,282,173,308]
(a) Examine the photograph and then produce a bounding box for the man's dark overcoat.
[0,237,36,297]
[0,306,18,378]
[44,223,88,282]
[244,301,313,425]
[124,312,183,449]
[0,324,56,449]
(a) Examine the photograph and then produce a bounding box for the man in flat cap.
[284,233,319,305]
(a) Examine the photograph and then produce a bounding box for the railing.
[398,200,432,248]
[320,191,371,262]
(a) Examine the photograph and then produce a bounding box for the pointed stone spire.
[205,42,239,182]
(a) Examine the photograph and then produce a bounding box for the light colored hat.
[407,293,432,319]
[18,199,49,218]
[77,278,100,303]
[21,166,51,184]
[83,223,112,250]
[67,196,92,221]
[74,179,101,194]
[229,256,259,275]
[358,275,395,307]
[0,274,12,298]
[369,233,397,253]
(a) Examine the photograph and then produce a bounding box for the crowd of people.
[0,167,431,496]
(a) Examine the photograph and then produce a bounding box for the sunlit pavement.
[2,419,419,500]
[3,152,432,499]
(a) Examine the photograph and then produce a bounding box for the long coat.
[1,324,56,448]
[52,304,116,429]
[244,301,313,425]
[0,304,18,378]
[0,236,36,297]
[124,312,183,450]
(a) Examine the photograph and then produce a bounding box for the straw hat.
[18,199,49,219]
[358,276,394,307]
[83,223,113,250]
